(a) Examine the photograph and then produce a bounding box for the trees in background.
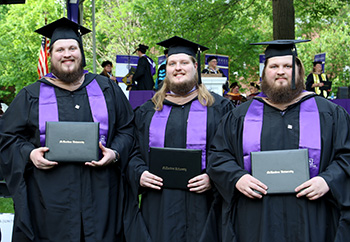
[0,0,349,103]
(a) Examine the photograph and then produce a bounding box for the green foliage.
[0,0,62,103]
[295,3,350,93]
[0,0,349,102]
[131,0,273,82]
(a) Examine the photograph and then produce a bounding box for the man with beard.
[125,36,233,242]
[0,18,135,241]
[207,40,350,242]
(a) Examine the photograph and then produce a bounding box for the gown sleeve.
[123,104,153,242]
[305,73,315,92]
[317,105,350,241]
[133,57,148,83]
[207,111,249,205]
[0,87,39,239]
[106,81,136,172]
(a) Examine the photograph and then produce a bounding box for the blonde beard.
[166,74,198,95]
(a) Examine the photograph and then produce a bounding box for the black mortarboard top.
[250,39,310,59]
[207,56,218,63]
[157,36,208,58]
[250,39,310,89]
[134,44,149,54]
[35,17,91,67]
[157,36,209,84]
[35,17,91,48]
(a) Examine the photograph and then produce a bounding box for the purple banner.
[158,55,166,66]
[115,55,139,83]
[67,0,79,23]
[116,55,139,65]
[259,54,265,82]
[314,53,326,72]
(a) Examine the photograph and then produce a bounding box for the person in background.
[246,82,260,100]
[0,18,135,241]
[202,56,225,77]
[305,61,331,98]
[226,81,246,106]
[207,39,350,242]
[202,56,228,97]
[100,60,117,82]
[131,44,155,90]
[155,49,168,90]
[125,36,233,242]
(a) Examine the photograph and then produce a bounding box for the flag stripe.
[37,36,50,79]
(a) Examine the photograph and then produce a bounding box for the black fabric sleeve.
[0,87,38,240]
[207,111,249,205]
[105,79,136,173]
[317,106,350,241]
[305,74,315,92]
[133,57,148,83]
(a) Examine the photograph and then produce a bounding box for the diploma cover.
[320,81,332,91]
[45,122,99,162]
[149,147,202,190]
[251,149,310,194]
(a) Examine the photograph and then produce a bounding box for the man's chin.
[274,80,289,86]
[171,76,187,82]
[61,66,77,73]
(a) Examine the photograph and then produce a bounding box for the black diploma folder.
[320,81,332,91]
[149,147,202,190]
[251,149,310,194]
[45,122,99,162]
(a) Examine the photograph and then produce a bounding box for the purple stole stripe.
[242,100,264,174]
[149,105,172,148]
[243,98,321,178]
[186,100,208,170]
[39,83,59,147]
[149,100,208,169]
[39,79,109,147]
[85,80,109,146]
[299,98,321,177]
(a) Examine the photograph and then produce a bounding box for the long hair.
[152,56,214,111]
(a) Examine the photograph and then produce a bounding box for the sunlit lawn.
[0,198,14,214]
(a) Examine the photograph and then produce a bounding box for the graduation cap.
[250,39,310,89]
[134,44,149,54]
[156,36,209,84]
[207,56,218,63]
[35,17,91,67]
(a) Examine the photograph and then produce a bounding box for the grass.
[0,197,14,213]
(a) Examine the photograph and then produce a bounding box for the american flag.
[37,36,50,79]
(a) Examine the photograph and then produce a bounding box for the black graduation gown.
[305,73,330,98]
[126,93,233,242]
[0,73,135,242]
[207,94,350,242]
[133,56,154,90]
[201,68,226,77]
